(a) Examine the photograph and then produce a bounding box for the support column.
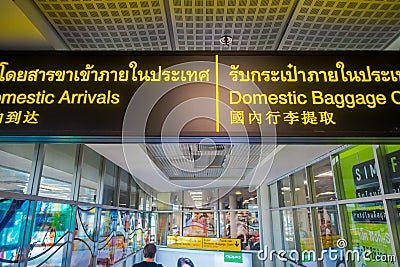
[229,194,237,238]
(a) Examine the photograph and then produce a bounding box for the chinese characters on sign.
[0,111,39,124]
[230,110,336,126]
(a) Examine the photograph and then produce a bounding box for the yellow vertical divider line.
[215,54,220,132]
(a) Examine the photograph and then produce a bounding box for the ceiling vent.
[197,144,227,152]
[193,154,225,168]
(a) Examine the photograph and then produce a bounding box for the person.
[133,243,163,267]
[249,229,260,250]
[177,257,195,267]
[237,232,250,250]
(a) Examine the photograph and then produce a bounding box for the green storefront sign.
[224,252,243,263]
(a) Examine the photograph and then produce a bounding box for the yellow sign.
[203,238,241,252]
[167,236,203,249]
[167,236,242,252]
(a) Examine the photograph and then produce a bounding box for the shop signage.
[224,252,243,263]
[167,236,241,252]
[352,159,381,198]
[203,237,242,252]
[386,150,400,193]
[166,236,203,249]
[1,51,400,142]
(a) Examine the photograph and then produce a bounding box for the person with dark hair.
[133,243,163,267]
[176,257,195,267]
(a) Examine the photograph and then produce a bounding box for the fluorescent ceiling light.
[235,191,242,195]
[317,191,335,196]
[315,170,332,177]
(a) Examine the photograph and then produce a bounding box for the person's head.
[143,243,157,259]
[177,257,195,267]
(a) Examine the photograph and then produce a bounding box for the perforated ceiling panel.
[33,0,171,50]
[169,0,297,50]
[279,0,400,50]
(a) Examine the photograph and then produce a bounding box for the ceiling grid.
[278,0,400,50]
[169,0,297,50]
[33,0,172,50]
[3,0,400,51]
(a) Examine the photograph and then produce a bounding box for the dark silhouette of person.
[177,257,195,267]
[133,243,163,267]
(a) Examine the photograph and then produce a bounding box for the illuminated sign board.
[167,236,241,252]
[0,51,400,142]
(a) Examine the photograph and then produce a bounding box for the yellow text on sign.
[203,238,241,252]
[167,236,203,249]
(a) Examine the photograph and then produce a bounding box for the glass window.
[130,178,137,209]
[0,145,34,194]
[119,169,129,207]
[296,208,314,264]
[157,212,181,245]
[155,192,182,212]
[127,211,136,253]
[219,188,257,210]
[278,176,292,207]
[102,160,115,206]
[271,211,283,251]
[145,195,152,211]
[169,212,181,236]
[220,211,229,238]
[97,209,117,267]
[380,145,400,194]
[40,145,77,200]
[281,209,295,250]
[169,192,181,209]
[393,199,400,249]
[149,212,157,243]
[71,206,97,267]
[183,189,217,209]
[269,183,279,209]
[135,212,144,250]
[334,145,381,199]
[293,169,309,205]
[346,201,395,267]
[0,198,30,266]
[79,146,101,204]
[220,210,259,250]
[316,205,341,250]
[142,212,152,245]
[183,212,216,237]
[115,210,130,262]
[138,189,145,211]
[312,158,336,202]
[29,201,73,267]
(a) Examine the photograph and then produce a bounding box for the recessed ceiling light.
[235,190,242,195]
[315,170,332,177]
